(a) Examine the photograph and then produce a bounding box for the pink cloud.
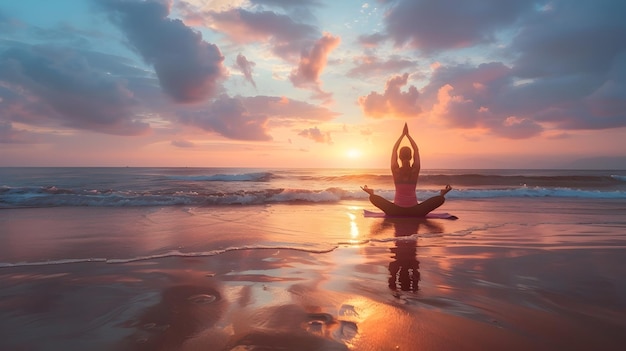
[427,64,544,138]
[195,8,318,61]
[298,126,332,144]
[171,139,195,148]
[289,33,340,100]
[242,95,339,123]
[358,73,421,118]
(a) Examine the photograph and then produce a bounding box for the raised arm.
[390,130,405,171]
[405,129,421,174]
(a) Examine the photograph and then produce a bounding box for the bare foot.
[440,184,452,196]
[360,185,374,195]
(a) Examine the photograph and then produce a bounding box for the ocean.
[2,167,626,209]
[1,167,626,350]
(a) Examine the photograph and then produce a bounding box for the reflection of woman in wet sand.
[362,123,451,217]
[371,217,444,292]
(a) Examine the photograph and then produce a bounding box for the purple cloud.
[421,63,545,138]
[407,0,626,139]
[347,55,417,78]
[357,33,386,48]
[234,53,257,88]
[0,121,37,143]
[382,0,534,52]
[249,0,323,21]
[201,8,319,61]
[179,95,272,141]
[0,46,148,136]
[178,94,338,140]
[249,0,323,9]
[504,0,626,130]
[98,0,226,103]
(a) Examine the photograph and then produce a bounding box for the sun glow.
[346,149,362,159]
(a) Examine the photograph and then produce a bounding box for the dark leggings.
[368,194,445,217]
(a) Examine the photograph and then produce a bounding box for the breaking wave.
[1,185,625,208]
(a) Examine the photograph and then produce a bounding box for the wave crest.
[2,185,626,208]
[169,172,274,182]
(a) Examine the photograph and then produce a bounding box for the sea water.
[2,168,626,350]
[2,167,625,265]
[2,167,625,208]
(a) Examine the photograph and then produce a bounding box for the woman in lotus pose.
[361,123,452,217]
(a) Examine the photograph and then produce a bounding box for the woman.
[361,123,451,216]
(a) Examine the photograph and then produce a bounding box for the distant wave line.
[2,186,626,208]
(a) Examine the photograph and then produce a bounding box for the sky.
[1,0,625,169]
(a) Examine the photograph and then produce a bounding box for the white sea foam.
[0,245,338,268]
[1,185,625,208]
[2,168,626,208]
[611,174,626,182]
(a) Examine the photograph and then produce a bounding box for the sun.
[346,149,362,159]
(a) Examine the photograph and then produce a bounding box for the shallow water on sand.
[1,198,626,350]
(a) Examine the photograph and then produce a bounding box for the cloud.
[357,33,386,48]
[505,0,626,130]
[298,126,332,144]
[425,62,511,119]
[412,0,626,137]
[98,0,226,103]
[358,73,421,118]
[234,53,256,88]
[347,55,417,78]
[197,8,319,60]
[382,0,534,52]
[511,0,626,79]
[177,94,339,140]
[0,45,148,136]
[179,94,272,141]
[0,121,37,143]
[494,116,544,139]
[248,0,323,21]
[420,5,626,139]
[241,95,339,122]
[171,139,195,148]
[249,0,324,10]
[289,33,340,100]
[425,63,544,138]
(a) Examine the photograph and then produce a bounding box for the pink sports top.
[394,183,418,207]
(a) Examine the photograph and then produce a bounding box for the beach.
[1,167,626,350]
[1,195,626,350]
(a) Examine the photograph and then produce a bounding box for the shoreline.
[1,198,625,350]
[2,246,625,350]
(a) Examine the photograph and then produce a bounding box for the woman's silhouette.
[362,123,451,217]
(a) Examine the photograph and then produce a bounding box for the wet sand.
[1,198,626,350]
